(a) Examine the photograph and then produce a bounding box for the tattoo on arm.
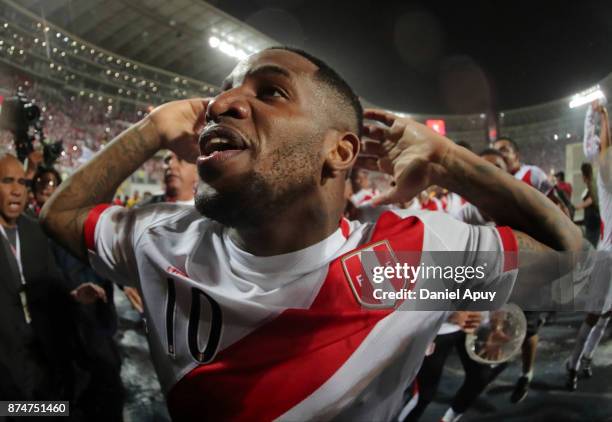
[442,147,581,251]
[514,230,551,253]
[40,119,161,260]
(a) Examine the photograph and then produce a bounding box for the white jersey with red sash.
[351,188,379,207]
[584,105,612,250]
[85,204,517,421]
[512,164,553,196]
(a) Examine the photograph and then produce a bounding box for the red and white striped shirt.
[512,164,553,196]
[85,204,517,421]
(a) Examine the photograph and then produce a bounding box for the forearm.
[434,144,582,251]
[40,118,161,259]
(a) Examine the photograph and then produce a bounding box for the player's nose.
[206,88,251,122]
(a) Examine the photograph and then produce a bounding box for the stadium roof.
[12,0,276,86]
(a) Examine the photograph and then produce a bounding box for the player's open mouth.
[198,125,249,163]
[7,201,21,211]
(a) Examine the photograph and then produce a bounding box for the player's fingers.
[382,140,396,152]
[364,108,397,127]
[387,145,404,162]
[360,138,387,157]
[131,297,144,314]
[192,98,212,134]
[93,285,108,303]
[363,124,392,143]
[134,294,144,311]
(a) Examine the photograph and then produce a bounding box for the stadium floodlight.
[208,35,249,60]
[569,85,606,108]
[209,36,220,48]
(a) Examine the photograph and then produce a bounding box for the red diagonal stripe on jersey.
[340,217,351,238]
[521,169,532,186]
[167,211,424,422]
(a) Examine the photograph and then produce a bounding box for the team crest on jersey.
[341,239,408,309]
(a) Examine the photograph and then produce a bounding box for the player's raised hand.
[147,98,211,163]
[362,108,452,205]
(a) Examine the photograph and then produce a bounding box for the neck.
[510,162,521,174]
[0,215,17,228]
[227,190,345,257]
[166,189,193,202]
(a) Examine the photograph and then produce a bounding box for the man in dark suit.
[0,153,106,402]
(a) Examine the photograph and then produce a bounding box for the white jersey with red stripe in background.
[350,188,379,207]
[86,204,517,421]
[445,192,465,216]
[584,105,612,250]
[512,163,554,196]
[452,161,551,230]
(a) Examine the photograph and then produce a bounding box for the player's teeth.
[210,137,230,145]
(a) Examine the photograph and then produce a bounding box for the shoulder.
[135,194,166,208]
[368,209,473,251]
[93,203,207,244]
[526,164,547,177]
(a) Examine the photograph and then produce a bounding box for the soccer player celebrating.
[492,136,565,403]
[566,100,612,390]
[41,47,582,421]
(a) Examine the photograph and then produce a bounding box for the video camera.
[0,92,63,166]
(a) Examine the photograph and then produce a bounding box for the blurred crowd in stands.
[0,69,164,185]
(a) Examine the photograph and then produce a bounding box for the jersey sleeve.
[453,203,489,226]
[85,204,143,287]
[419,211,519,307]
[583,106,600,161]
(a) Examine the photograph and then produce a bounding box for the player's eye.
[258,86,286,100]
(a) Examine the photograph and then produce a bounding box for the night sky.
[212,0,612,114]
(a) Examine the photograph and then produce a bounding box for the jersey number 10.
[165,278,223,363]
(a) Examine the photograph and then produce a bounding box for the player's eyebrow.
[245,64,292,80]
[222,64,293,91]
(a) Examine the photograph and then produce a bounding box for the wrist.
[138,116,165,151]
[428,136,454,188]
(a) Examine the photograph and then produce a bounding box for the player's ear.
[323,130,360,178]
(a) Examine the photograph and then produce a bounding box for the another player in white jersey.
[493,136,567,403]
[41,47,582,421]
[566,100,612,390]
[493,137,554,196]
[402,148,511,422]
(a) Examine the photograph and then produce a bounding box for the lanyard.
[0,224,31,324]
